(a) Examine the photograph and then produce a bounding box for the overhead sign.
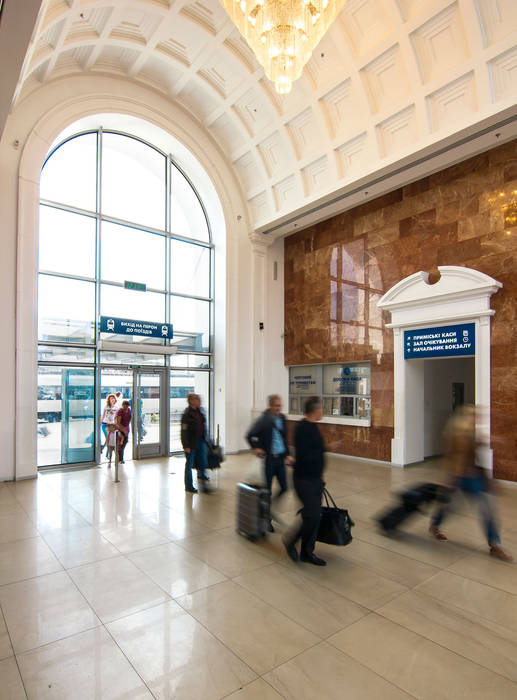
[100,316,173,340]
[124,280,147,292]
[404,323,475,359]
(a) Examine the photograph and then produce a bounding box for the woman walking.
[100,394,118,453]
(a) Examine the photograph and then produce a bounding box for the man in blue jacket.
[246,394,293,531]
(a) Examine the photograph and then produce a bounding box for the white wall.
[424,357,475,457]
[0,74,256,480]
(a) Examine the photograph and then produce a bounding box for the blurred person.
[283,396,340,566]
[115,400,131,465]
[100,394,118,453]
[246,394,293,531]
[115,391,123,409]
[429,404,512,561]
[181,393,210,494]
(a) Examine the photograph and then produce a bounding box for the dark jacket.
[293,419,325,480]
[246,410,289,456]
[181,406,207,450]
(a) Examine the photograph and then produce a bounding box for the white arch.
[6,74,253,479]
[378,266,502,467]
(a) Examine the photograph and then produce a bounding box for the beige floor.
[0,453,516,699]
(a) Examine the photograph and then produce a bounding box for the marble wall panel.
[284,139,517,480]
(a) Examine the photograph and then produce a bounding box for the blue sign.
[100,316,173,340]
[405,323,475,359]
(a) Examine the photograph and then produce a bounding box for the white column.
[15,177,39,479]
[250,235,268,416]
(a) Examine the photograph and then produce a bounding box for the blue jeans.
[184,437,208,490]
[431,475,500,545]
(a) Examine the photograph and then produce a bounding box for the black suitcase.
[377,482,439,533]
[236,482,269,540]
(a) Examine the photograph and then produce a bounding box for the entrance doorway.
[99,367,169,462]
[423,357,475,458]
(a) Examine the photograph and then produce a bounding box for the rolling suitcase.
[236,482,269,540]
[376,482,439,533]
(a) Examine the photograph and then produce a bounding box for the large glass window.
[100,221,166,289]
[102,132,166,230]
[38,275,96,344]
[39,206,96,278]
[38,129,214,467]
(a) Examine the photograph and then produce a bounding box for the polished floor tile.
[17,627,152,699]
[0,511,38,545]
[107,601,256,700]
[378,589,517,683]
[0,656,26,700]
[26,504,89,534]
[333,537,440,587]
[128,542,227,598]
[234,562,368,638]
[0,609,13,661]
[68,556,170,623]
[0,570,100,653]
[329,613,517,698]
[177,580,319,674]
[447,552,517,595]
[4,454,517,699]
[176,530,277,579]
[42,526,119,568]
[96,520,169,553]
[0,537,62,586]
[224,678,285,699]
[264,641,412,700]
[289,549,408,610]
[415,570,517,631]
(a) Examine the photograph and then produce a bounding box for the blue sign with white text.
[404,323,475,359]
[100,316,173,340]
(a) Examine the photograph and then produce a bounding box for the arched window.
[37,129,213,467]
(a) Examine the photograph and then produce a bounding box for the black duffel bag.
[317,488,354,546]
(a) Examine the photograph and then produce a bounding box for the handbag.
[206,424,225,470]
[317,488,354,546]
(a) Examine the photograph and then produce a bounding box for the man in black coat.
[181,393,210,494]
[246,394,293,530]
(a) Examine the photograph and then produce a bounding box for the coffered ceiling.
[9,0,517,233]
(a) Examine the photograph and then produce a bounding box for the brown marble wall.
[284,139,517,480]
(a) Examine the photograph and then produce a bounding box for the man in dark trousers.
[246,394,293,531]
[283,396,327,566]
[181,393,210,494]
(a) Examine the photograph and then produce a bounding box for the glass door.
[134,370,169,458]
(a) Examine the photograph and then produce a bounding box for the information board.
[404,323,475,359]
[100,316,173,340]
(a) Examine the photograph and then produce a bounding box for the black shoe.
[185,487,198,494]
[283,540,299,562]
[201,484,213,494]
[300,554,327,566]
[268,522,275,533]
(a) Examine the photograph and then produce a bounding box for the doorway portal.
[423,356,475,458]
[378,266,502,470]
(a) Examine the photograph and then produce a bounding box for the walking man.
[181,393,210,494]
[246,394,292,531]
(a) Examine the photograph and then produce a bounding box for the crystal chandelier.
[219,0,345,94]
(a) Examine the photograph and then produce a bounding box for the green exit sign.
[124,280,147,292]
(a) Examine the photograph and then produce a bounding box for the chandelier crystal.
[219,0,345,94]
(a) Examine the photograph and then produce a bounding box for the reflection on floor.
[1,453,516,699]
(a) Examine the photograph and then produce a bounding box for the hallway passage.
[1,454,516,699]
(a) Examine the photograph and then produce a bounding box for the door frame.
[132,367,170,459]
[378,266,502,469]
